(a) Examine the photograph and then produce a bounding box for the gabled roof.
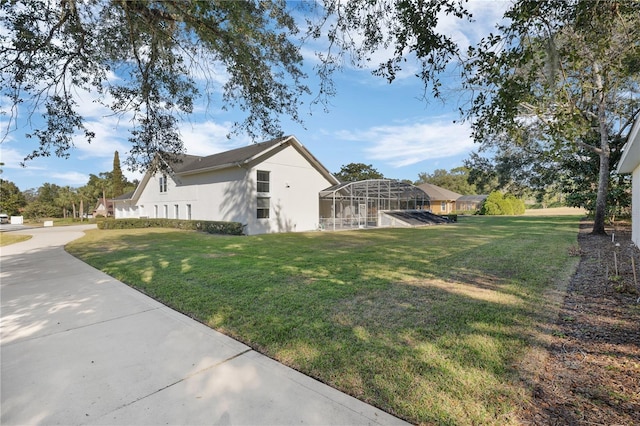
[112,190,135,201]
[617,115,640,173]
[170,136,290,175]
[116,135,338,203]
[416,183,462,201]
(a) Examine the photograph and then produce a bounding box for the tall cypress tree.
[112,151,124,197]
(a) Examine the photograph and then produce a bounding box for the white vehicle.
[0,214,9,224]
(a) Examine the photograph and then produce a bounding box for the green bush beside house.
[98,218,244,235]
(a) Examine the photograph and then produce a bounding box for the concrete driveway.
[1,225,407,425]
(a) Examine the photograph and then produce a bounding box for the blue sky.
[0,1,509,192]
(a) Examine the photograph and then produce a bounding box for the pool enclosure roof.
[319,179,429,201]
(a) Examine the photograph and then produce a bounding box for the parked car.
[0,214,9,224]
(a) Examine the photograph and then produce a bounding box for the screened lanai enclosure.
[319,179,431,230]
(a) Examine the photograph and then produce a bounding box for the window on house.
[159,174,168,193]
[154,205,158,218]
[257,197,270,219]
[257,170,270,193]
[164,205,168,218]
[174,204,179,219]
[186,204,192,220]
[441,201,446,211]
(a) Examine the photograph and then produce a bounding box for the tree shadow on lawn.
[106,255,554,423]
[73,217,581,425]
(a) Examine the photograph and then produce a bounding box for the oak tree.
[464,1,640,234]
[1,0,309,172]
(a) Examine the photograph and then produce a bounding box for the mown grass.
[66,216,581,425]
[0,233,32,246]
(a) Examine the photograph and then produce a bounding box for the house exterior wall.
[116,142,334,235]
[632,166,639,247]
[245,145,332,234]
[430,200,455,214]
[617,117,640,248]
[136,167,250,223]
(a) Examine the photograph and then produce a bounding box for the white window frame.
[159,174,168,193]
[257,170,270,193]
[257,197,270,219]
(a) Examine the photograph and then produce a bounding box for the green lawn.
[0,233,31,246]
[66,216,581,425]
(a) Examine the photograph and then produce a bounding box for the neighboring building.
[416,183,462,214]
[617,115,640,247]
[456,194,488,212]
[93,197,114,217]
[113,136,340,235]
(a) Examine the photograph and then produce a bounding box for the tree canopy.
[1,0,474,171]
[463,1,640,233]
[112,151,126,198]
[333,163,384,182]
[0,179,27,216]
[415,167,477,195]
[1,0,309,172]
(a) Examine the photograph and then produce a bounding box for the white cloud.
[179,120,249,156]
[436,1,510,52]
[49,171,89,185]
[0,146,35,169]
[337,119,475,168]
[73,116,131,160]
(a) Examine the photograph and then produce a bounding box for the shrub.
[98,218,244,235]
[479,192,504,215]
[479,191,525,216]
[22,201,60,220]
[444,214,458,222]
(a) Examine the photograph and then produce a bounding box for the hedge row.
[97,218,244,235]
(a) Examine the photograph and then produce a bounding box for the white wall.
[632,166,639,247]
[127,143,334,235]
[245,145,333,234]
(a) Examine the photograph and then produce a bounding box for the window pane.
[159,175,168,193]
[257,197,269,219]
[257,170,270,193]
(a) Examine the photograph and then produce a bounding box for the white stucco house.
[113,136,340,235]
[617,115,640,247]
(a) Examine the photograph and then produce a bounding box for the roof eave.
[617,116,640,173]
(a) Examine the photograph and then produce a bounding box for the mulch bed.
[520,220,640,425]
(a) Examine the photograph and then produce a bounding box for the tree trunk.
[592,145,609,235]
[591,61,609,235]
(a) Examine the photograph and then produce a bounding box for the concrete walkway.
[1,225,407,425]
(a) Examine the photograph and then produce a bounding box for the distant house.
[112,136,340,235]
[416,183,462,214]
[415,183,488,214]
[93,197,114,217]
[456,195,488,212]
[616,115,640,247]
